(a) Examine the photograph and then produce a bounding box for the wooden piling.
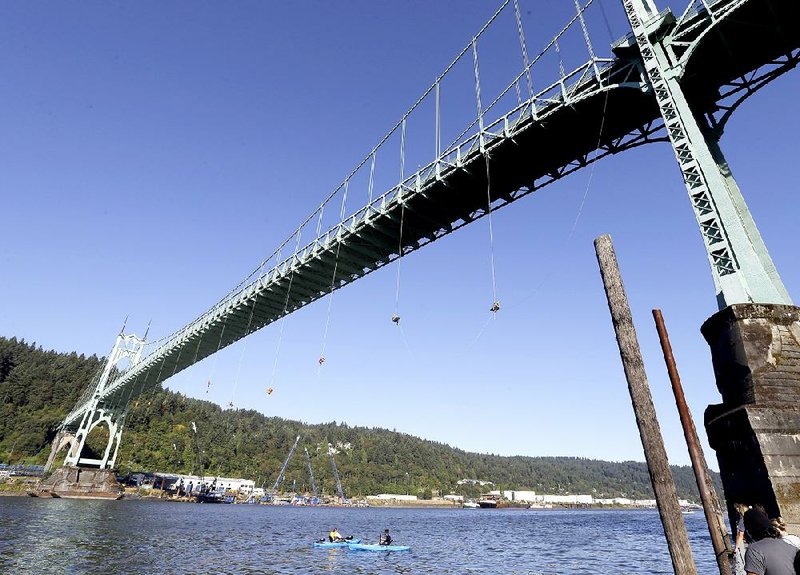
[653,309,733,575]
[594,234,697,575]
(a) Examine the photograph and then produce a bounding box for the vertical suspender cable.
[554,38,568,101]
[513,0,534,104]
[472,40,485,151]
[435,81,441,179]
[399,117,407,181]
[574,0,601,81]
[368,152,376,205]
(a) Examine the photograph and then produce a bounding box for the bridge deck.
[63,0,800,429]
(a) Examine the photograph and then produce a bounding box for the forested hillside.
[0,336,715,499]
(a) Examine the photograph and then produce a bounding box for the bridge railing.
[66,0,646,424]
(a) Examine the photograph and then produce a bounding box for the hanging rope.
[485,154,500,315]
[566,84,611,244]
[205,316,229,394]
[229,293,259,410]
[507,79,613,312]
[393,201,405,326]
[392,119,407,325]
[473,37,499,315]
[270,231,304,390]
[319,179,350,368]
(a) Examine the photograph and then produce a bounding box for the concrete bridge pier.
[703,304,800,534]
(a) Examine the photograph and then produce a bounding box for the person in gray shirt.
[743,508,799,575]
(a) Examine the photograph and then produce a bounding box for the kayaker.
[329,528,344,542]
[379,529,392,546]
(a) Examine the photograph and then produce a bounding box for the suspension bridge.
[49,0,799,472]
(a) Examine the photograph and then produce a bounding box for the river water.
[0,498,723,575]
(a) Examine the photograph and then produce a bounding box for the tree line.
[0,336,716,499]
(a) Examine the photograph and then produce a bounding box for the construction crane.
[304,447,318,500]
[328,444,345,504]
[268,435,300,500]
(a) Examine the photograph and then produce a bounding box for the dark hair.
[744,509,781,541]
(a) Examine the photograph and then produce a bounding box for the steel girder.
[62,0,799,437]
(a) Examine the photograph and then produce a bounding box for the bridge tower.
[624,0,800,532]
[55,332,147,470]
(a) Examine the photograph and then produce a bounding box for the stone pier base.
[703,304,800,534]
[31,466,123,500]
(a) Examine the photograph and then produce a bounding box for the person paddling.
[329,528,345,542]
[379,529,392,546]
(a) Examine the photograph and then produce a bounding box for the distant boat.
[478,498,498,509]
[463,500,480,509]
[681,504,701,515]
[195,490,233,504]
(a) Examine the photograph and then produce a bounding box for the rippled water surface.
[0,498,721,574]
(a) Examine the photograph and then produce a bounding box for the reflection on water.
[0,498,719,575]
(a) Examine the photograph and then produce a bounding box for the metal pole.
[653,309,734,575]
[594,234,697,575]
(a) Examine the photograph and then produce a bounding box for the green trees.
[0,336,715,500]
[0,337,101,463]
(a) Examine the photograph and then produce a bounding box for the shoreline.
[1,488,664,511]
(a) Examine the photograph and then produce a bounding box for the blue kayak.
[313,539,361,548]
[347,543,410,552]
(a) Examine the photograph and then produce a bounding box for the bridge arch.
[60,409,125,470]
[44,431,76,472]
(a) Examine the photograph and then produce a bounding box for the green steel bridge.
[50,0,800,470]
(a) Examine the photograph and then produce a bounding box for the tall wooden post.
[653,309,733,575]
[594,234,697,575]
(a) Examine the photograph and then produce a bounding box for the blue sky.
[1,1,797,470]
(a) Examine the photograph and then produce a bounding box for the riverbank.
[0,477,37,496]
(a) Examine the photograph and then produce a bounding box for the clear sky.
[1,1,797,470]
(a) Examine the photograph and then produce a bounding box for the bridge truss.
[53,0,799,470]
